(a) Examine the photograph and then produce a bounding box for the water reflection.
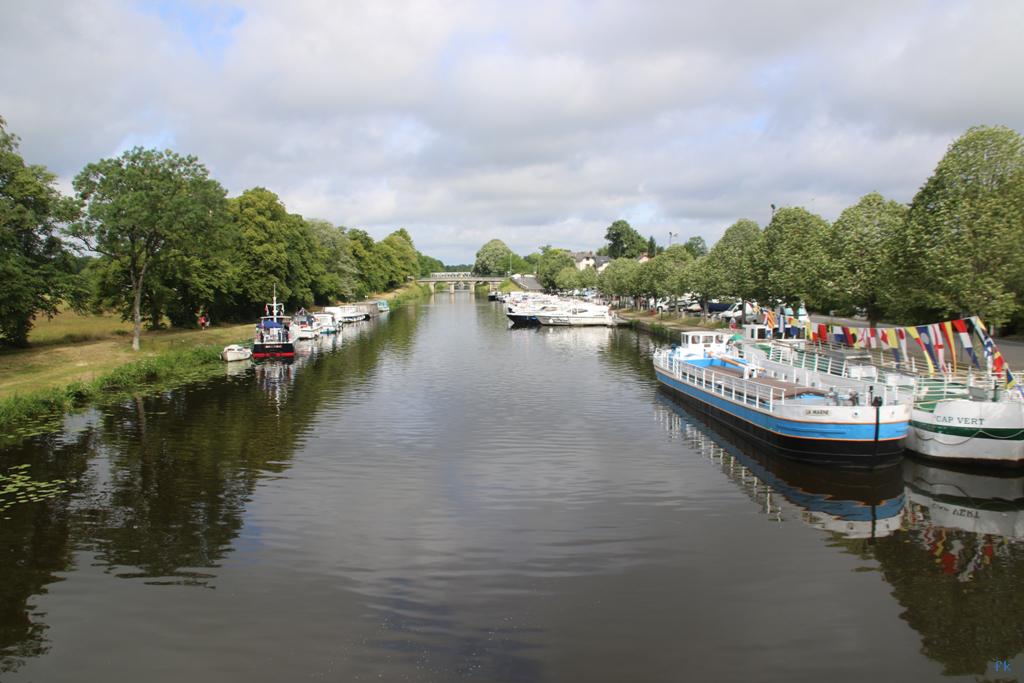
[655,387,1024,677]
[876,459,1024,677]
[655,390,905,539]
[0,310,418,674]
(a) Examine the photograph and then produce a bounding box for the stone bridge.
[417,272,505,292]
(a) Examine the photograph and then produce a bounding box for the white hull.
[908,399,1024,464]
[535,313,614,326]
[221,345,253,362]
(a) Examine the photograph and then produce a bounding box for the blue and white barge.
[653,331,910,467]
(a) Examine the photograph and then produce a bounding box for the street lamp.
[668,231,678,246]
[770,203,776,219]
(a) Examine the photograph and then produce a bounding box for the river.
[1,293,1022,682]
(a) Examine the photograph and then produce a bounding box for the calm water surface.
[2,294,1022,682]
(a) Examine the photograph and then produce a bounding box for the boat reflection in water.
[902,458,1024,577]
[655,390,905,539]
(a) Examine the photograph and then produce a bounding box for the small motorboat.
[222,344,253,362]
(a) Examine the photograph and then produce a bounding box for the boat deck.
[702,363,831,399]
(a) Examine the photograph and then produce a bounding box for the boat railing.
[767,341,1005,402]
[656,352,786,411]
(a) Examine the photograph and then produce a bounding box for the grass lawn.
[0,282,430,405]
[0,313,251,401]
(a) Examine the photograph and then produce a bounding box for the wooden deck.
[705,364,831,399]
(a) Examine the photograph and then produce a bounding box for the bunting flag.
[817,323,828,343]
[930,323,946,371]
[971,316,1005,374]
[764,309,776,330]
[907,326,936,374]
[896,327,908,364]
[842,326,854,347]
[952,319,980,368]
[1007,367,1024,398]
[941,321,958,372]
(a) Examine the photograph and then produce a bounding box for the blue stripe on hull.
[656,370,907,454]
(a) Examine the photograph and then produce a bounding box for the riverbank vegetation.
[470,125,1024,330]
[0,342,236,441]
[1,115,446,351]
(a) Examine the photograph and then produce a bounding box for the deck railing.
[656,353,785,411]
[765,341,1002,402]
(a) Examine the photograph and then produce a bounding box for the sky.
[2,0,1022,264]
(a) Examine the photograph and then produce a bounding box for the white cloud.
[1,0,1022,262]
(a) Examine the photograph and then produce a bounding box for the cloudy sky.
[2,1,1022,264]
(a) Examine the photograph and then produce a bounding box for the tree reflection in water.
[0,311,419,673]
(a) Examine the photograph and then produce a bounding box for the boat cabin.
[679,331,729,356]
[742,324,770,341]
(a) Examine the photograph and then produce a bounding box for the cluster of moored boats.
[496,291,625,327]
[652,323,1024,469]
[221,293,389,362]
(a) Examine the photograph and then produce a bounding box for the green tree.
[307,219,359,303]
[71,148,227,350]
[604,219,647,259]
[687,256,717,318]
[377,229,419,289]
[473,239,514,276]
[828,193,906,324]
[598,257,641,301]
[536,246,575,290]
[417,252,445,277]
[577,266,599,290]
[0,117,78,346]
[554,265,580,291]
[893,125,1024,325]
[682,236,708,259]
[228,187,320,315]
[348,229,386,297]
[703,219,761,301]
[758,207,831,309]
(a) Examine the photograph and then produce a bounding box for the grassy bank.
[0,344,231,442]
[386,282,431,307]
[1,284,427,439]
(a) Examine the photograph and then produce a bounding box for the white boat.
[323,305,367,324]
[292,309,321,339]
[221,344,252,362]
[656,331,911,466]
[535,302,618,327]
[314,312,338,334]
[748,332,1024,467]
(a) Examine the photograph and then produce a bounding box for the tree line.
[472,125,1024,330]
[0,117,444,349]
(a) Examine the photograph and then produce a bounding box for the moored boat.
[221,344,252,362]
[654,331,910,467]
[292,308,321,339]
[314,312,338,334]
[324,305,367,324]
[253,292,297,359]
[535,302,618,327]
[750,328,1024,467]
[376,299,390,313]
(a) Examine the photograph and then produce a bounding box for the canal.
[1,293,1022,681]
